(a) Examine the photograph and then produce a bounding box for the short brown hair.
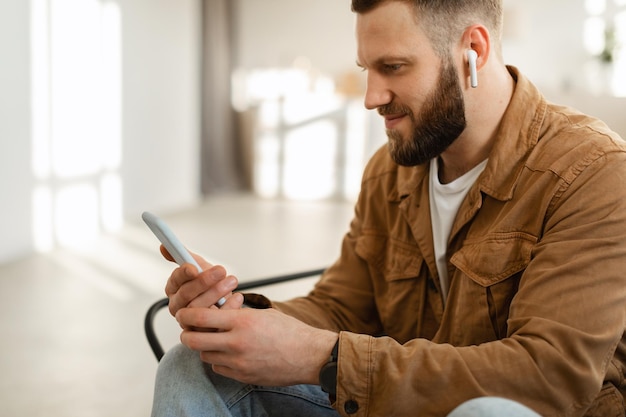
[351,0,503,57]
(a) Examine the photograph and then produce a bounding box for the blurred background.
[0,0,625,415]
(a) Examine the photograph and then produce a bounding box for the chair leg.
[145,297,169,361]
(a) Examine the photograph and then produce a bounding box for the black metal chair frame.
[144,268,326,361]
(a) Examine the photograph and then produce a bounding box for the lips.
[384,114,406,129]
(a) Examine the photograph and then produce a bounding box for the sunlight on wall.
[30,0,122,251]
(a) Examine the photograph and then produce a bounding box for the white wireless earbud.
[467,49,478,88]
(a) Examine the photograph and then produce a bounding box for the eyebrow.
[355,55,410,69]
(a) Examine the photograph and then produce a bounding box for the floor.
[0,193,355,417]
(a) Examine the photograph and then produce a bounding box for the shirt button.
[344,400,359,414]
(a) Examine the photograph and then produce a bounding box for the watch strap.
[319,339,340,395]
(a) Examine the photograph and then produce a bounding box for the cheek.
[397,76,438,111]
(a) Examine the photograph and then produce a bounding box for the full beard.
[381,58,467,167]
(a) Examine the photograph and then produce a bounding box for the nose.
[363,72,392,110]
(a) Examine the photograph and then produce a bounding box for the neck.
[438,64,514,183]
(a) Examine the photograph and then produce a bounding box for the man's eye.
[384,64,403,72]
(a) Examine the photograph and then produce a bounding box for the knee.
[156,344,200,378]
[448,397,542,417]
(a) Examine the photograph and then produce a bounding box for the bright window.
[31,0,122,251]
[584,0,626,96]
[233,65,377,201]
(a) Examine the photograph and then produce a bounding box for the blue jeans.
[151,344,339,417]
[151,344,541,417]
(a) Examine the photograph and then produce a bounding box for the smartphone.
[142,211,226,307]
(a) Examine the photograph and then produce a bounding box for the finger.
[165,264,199,298]
[180,327,226,352]
[211,363,235,377]
[163,249,215,295]
[210,363,253,385]
[167,264,210,315]
[177,308,236,336]
[182,292,242,330]
[192,252,215,271]
[221,292,244,310]
[170,264,226,300]
[159,245,175,262]
[186,273,238,309]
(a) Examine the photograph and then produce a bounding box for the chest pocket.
[355,233,423,280]
[451,232,536,286]
[355,234,427,341]
[449,232,536,340]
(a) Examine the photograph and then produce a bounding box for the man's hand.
[176,307,339,387]
[161,245,242,316]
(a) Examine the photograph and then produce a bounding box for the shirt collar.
[477,66,548,201]
[389,66,547,203]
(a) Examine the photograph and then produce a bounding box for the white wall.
[117,0,202,216]
[501,0,626,137]
[0,0,33,263]
[234,0,356,78]
[0,0,201,263]
[502,0,588,92]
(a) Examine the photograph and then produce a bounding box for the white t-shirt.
[429,157,488,304]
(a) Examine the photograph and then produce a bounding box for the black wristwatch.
[319,339,340,395]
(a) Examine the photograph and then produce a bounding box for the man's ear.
[461,24,490,88]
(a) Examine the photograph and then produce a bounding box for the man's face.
[356,2,466,166]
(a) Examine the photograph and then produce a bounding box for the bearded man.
[151,1,626,416]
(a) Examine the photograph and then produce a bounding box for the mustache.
[377,103,413,117]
